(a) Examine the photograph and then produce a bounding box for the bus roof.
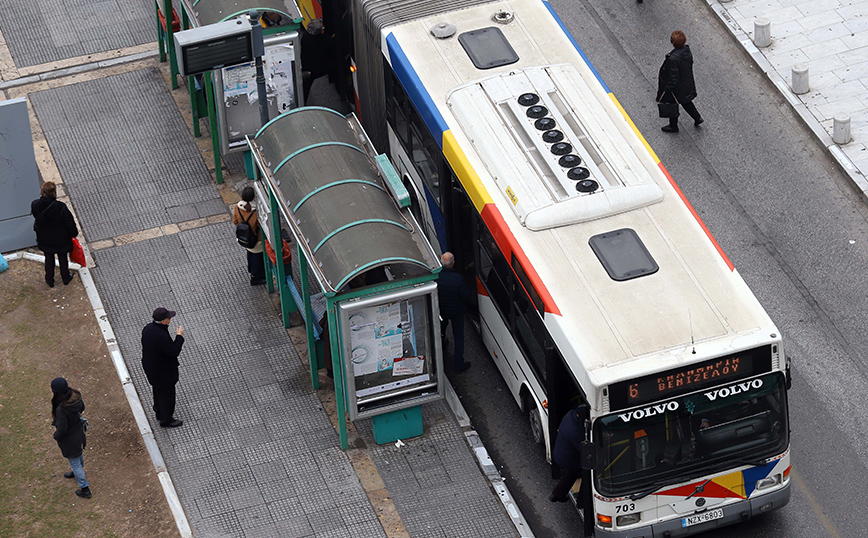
[379,0,779,403]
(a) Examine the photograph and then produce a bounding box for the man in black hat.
[141,307,185,427]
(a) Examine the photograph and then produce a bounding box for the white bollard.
[754,18,771,48]
[833,113,851,145]
[792,64,809,95]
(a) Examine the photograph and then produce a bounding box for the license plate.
[681,508,723,528]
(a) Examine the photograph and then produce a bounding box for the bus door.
[547,348,593,534]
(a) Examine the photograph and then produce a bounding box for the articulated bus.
[328,0,792,535]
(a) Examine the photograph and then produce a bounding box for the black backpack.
[235,210,258,248]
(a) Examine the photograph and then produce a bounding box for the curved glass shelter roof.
[181,0,299,27]
[250,107,440,294]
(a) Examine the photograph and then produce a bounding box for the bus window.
[514,289,547,382]
[408,106,441,205]
[386,66,410,148]
[477,226,511,316]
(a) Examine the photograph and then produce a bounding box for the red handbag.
[69,237,86,267]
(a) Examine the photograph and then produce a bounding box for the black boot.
[75,487,92,498]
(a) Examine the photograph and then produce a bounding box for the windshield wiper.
[629,482,669,501]
[731,458,768,467]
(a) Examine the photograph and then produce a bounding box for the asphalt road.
[451,0,868,536]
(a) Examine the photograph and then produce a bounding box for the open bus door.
[546,346,594,536]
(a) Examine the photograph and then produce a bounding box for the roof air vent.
[518,93,539,106]
[542,129,563,144]
[568,167,591,181]
[526,105,548,118]
[576,179,600,193]
[558,154,581,168]
[534,117,556,131]
[551,142,572,155]
[430,22,457,39]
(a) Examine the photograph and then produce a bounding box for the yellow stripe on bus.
[442,130,493,213]
[609,94,660,165]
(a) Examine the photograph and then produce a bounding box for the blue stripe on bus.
[542,1,610,94]
[386,32,449,148]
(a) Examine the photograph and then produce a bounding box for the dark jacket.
[141,321,185,387]
[31,197,78,253]
[657,45,697,104]
[53,389,86,458]
[437,267,474,317]
[553,408,584,472]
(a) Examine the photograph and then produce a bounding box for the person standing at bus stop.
[142,307,185,428]
[232,186,266,286]
[438,252,474,373]
[657,30,703,133]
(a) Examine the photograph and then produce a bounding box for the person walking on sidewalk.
[142,307,185,428]
[31,181,79,288]
[438,252,475,373]
[657,30,703,133]
[50,377,91,499]
[232,186,266,286]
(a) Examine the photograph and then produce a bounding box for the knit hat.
[51,377,69,395]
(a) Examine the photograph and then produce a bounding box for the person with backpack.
[51,377,91,498]
[31,181,79,287]
[232,186,266,286]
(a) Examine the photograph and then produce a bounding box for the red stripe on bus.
[658,163,734,271]
[480,204,562,316]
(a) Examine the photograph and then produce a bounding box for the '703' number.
[615,503,636,513]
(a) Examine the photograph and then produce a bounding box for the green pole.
[163,0,178,89]
[327,298,348,449]
[181,10,200,138]
[269,191,293,327]
[298,244,318,389]
[155,1,166,62]
[202,71,223,184]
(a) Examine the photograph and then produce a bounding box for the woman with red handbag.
[31,181,79,287]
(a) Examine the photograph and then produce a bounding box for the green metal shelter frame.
[247,107,442,448]
[155,0,302,183]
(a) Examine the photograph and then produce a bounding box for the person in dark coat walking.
[438,252,475,372]
[51,377,91,498]
[657,30,703,133]
[550,406,586,502]
[141,307,185,428]
[31,181,78,287]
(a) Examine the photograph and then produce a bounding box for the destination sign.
[608,345,772,411]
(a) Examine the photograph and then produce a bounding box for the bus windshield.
[594,372,788,497]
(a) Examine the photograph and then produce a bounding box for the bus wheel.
[528,402,544,445]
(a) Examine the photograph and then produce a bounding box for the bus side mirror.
[785,356,792,390]
[580,441,596,469]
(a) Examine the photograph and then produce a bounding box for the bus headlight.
[617,513,641,526]
[756,474,781,491]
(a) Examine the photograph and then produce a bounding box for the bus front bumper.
[594,483,791,538]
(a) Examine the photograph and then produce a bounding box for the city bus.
[324,0,793,535]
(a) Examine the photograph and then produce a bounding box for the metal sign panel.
[338,282,444,420]
[174,19,254,76]
[0,97,38,252]
[215,31,302,154]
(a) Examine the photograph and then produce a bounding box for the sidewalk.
[0,5,523,538]
[708,0,868,197]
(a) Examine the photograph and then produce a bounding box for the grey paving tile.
[274,516,314,537]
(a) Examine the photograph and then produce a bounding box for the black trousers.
[669,100,702,126]
[551,469,582,500]
[43,249,71,285]
[247,250,265,281]
[152,384,176,425]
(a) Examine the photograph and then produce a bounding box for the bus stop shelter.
[247,107,444,449]
[156,0,303,183]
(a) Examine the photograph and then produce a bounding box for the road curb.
[3,251,193,538]
[443,378,535,538]
[706,0,868,202]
